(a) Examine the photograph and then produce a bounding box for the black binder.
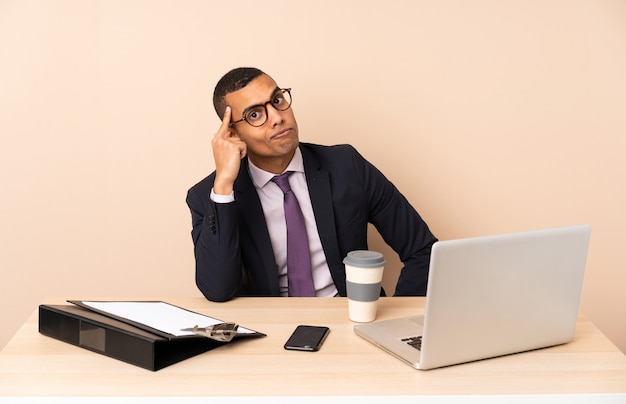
[38,303,264,371]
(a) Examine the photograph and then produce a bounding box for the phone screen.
[284,325,330,351]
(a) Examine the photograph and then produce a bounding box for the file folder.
[38,303,264,371]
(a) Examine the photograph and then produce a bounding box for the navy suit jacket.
[186,143,437,302]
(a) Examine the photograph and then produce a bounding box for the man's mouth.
[270,128,291,140]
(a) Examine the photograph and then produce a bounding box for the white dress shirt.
[211,147,338,297]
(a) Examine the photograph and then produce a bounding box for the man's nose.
[266,104,285,127]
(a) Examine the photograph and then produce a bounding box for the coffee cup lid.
[343,250,385,268]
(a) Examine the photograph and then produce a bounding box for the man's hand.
[211,106,247,195]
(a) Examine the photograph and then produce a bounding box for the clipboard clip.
[181,323,239,342]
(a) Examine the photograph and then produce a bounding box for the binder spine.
[38,305,225,371]
[39,305,157,370]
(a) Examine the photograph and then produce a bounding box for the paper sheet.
[80,301,255,337]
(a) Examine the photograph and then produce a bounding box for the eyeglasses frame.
[229,88,292,128]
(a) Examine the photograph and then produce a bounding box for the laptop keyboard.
[402,335,423,351]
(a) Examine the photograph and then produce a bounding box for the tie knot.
[272,171,294,193]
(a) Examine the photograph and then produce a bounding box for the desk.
[1,297,625,402]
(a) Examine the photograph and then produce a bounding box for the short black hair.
[213,67,265,119]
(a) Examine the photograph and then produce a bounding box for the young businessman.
[186,67,437,301]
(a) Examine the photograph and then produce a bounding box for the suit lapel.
[301,147,343,281]
[234,160,280,294]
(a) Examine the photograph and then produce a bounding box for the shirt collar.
[248,147,304,189]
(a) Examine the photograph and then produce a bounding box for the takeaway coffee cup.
[343,250,386,322]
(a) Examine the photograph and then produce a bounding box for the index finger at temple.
[216,107,232,137]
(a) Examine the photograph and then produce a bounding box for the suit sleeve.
[186,186,243,302]
[351,147,437,296]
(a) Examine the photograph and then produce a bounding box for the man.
[186,67,437,302]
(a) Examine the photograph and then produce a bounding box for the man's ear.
[229,124,241,137]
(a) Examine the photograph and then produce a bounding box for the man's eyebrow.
[242,86,282,113]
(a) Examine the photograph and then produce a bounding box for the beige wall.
[1,0,625,353]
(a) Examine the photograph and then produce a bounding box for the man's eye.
[273,95,285,106]
[246,108,264,122]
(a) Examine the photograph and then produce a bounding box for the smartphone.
[284,325,330,352]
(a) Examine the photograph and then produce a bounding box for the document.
[72,301,257,337]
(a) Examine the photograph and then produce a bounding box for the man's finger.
[215,106,232,138]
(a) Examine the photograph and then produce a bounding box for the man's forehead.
[225,74,278,110]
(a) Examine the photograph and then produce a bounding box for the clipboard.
[67,300,265,339]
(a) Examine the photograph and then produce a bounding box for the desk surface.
[1,297,625,399]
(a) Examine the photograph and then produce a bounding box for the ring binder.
[38,303,264,371]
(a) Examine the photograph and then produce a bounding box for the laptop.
[354,224,591,370]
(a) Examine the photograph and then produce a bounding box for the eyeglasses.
[230,88,292,127]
